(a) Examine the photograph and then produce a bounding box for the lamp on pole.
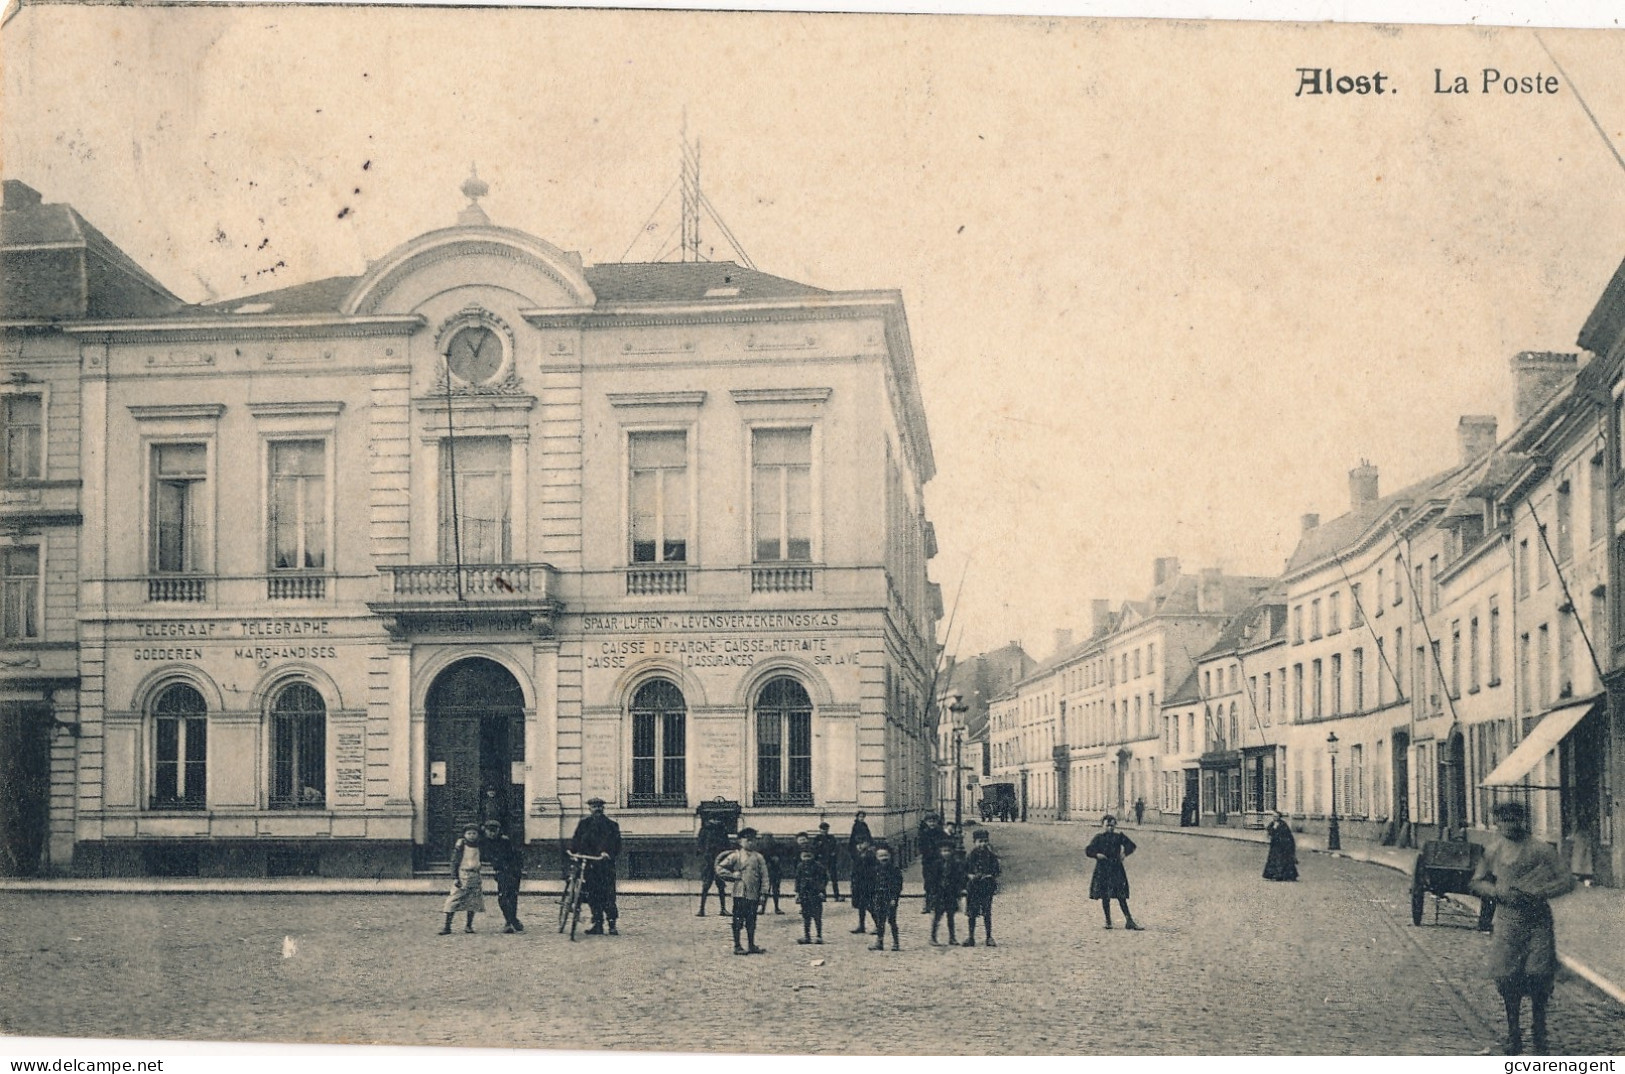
[949,693,970,831]
[1326,731,1342,851]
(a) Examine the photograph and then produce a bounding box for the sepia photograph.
[2,0,1625,1060]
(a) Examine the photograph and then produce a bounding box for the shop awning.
[1480,695,1602,788]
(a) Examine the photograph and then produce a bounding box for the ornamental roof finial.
[458,163,491,226]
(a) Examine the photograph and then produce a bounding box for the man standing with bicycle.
[570,797,622,936]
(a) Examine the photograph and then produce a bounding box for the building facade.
[5,176,942,877]
[1,180,184,876]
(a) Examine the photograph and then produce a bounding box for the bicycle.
[558,851,606,940]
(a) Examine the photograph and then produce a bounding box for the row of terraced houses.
[962,255,1625,889]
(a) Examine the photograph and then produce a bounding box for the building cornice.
[60,314,424,343]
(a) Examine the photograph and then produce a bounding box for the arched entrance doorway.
[424,658,525,859]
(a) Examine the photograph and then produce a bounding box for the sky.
[4,5,1625,662]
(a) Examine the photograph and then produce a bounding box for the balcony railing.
[626,791,689,809]
[752,790,815,808]
[751,566,815,593]
[148,576,208,603]
[267,573,328,601]
[626,567,688,596]
[375,563,555,603]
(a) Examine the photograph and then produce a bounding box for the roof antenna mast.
[680,111,701,263]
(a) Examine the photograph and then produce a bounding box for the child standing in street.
[963,829,1001,947]
[926,841,966,946]
[439,825,485,935]
[793,846,828,944]
[869,844,904,952]
[714,827,771,955]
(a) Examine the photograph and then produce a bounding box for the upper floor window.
[755,676,813,806]
[270,682,325,810]
[151,443,207,573]
[2,395,42,481]
[1591,455,1607,545]
[1350,583,1364,626]
[1310,599,1322,639]
[269,441,327,570]
[1556,480,1573,563]
[440,436,510,564]
[152,682,207,810]
[1,546,40,641]
[1328,592,1342,634]
[631,678,687,806]
[752,428,812,563]
[629,431,689,564]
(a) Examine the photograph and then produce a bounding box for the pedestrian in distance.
[439,825,485,935]
[814,821,842,901]
[963,829,1001,947]
[1470,800,1575,1055]
[869,843,904,951]
[1133,796,1146,826]
[793,845,828,944]
[569,796,621,936]
[759,831,786,914]
[848,838,878,933]
[481,820,525,933]
[925,841,966,946]
[1084,814,1141,930]
[715,827,771,955]
[1262,810,1298,882]
[917,812,944,913]
[695,814,731,917]
[1180,794,1197,827]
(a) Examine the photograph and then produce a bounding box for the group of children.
[712,825,1002,954]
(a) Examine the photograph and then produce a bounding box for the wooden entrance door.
[0,702,52,876]
[424,658,525,859]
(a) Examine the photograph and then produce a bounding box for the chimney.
[1198,567,1224,614]
[1301,513,1321,534]
[1512,351,1579,422]
[1349,460,1379,511]
[1457,415,1498,466]
[2,180,44,210]
[1090,599,1112,637]
[1152,556,1181,588]
[1053,628,1074,655]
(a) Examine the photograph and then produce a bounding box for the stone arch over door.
[422,657,527,859]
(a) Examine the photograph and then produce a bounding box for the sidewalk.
[1117,818,1625,1009]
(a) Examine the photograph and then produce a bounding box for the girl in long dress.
[439,826,485,934]
[1263,811,1299,881]
[1084,815,1141,930]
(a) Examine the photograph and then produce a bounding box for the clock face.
[446,325,503,384]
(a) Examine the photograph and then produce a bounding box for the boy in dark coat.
[869,844,904,951]
[1084,814,1141,930]
[963,829,1001,946]
[848,838,877,933]
[916,813,944,913]
[814,822,842,901]
[793,846,829,944]
[925,841,966,946]
[759,832,785,914]
[481,820,524,933]
[696,816,730,917]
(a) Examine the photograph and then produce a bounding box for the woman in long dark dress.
[1084,815,1141,930]
[1263,810,1298,881]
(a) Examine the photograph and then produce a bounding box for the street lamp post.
[1326,731,1342,852]
[949,693,970,831]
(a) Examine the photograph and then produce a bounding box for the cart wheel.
[1411,879,1425,926]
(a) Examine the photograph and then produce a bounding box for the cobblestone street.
[4,823,1623,1055]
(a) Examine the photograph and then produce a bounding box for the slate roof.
[1,180,182,319]
[1282,467,1461,577]
[197,261,828,316]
